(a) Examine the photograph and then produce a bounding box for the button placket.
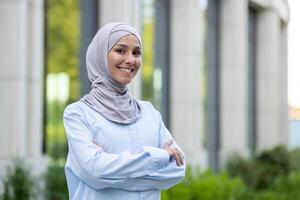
[128,124,143,153]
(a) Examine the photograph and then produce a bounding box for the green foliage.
[46,0,79,164]
[43,164,68,200]
[46,101,67,160]
[48,142,68,162]
[290,148,300,171]
[47,101,65,125]
[141,20,154,102]
[162,164,300,200]
[1,160,38,200]
[162,167,246,200]
[236,171,300,200]
[46,0,80,101]
[226,145,296,190]
[0,160,68,200]
[270,170,300,199]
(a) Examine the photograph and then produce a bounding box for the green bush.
[269,170,300,199]
[162,167,300,200]
[235,171,300,200]
[290,148,300,171]
[48,141,68,162]
[0,160,69,200]
[1,160,38,200]
[162,167,246,200]
[226,146,295,190]
[43,164,68,200]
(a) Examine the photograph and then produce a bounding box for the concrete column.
[99,0,142,98]
[27,0,44,157]
[219,0,249,164]
[280,22,288,145]
[0,0,45,173]
[256,9,285,149]
[0,0,29,158]
[170,0,207,166]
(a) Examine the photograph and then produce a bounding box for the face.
[108,34,142,85]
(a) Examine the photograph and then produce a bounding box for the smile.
[117,66,134,73]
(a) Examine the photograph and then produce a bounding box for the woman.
[63,22,185,200]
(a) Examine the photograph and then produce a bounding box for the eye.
[115,49,125,54]
[132,49,141,57]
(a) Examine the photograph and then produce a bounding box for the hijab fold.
[81,22,142,124]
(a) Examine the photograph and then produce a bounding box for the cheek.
[135,59,142,68]
[108,55,120,72]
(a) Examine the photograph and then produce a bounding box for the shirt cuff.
[143,146,170,169]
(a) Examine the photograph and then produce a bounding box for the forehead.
[114,34,141,47]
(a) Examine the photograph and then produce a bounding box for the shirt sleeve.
[111,161,185,191]
[142,110,186,190]
[63,105,170,190]
[107,109,186,191]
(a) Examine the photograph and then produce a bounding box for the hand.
[162,139,184,166]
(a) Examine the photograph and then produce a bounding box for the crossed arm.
[63,108,186,191]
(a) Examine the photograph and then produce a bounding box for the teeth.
[118,67,132,73]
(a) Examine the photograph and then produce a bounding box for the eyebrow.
[114,44,141,49]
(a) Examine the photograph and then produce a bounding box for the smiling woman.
[108,35,142,85]
[63,22,185,200]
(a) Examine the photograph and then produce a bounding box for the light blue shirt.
[63,101,185,200]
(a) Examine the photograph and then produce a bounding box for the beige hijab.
[81,22,142,124]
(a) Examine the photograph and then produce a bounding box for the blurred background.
[0,0,300,199]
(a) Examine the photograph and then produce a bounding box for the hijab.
[81,22,142,124]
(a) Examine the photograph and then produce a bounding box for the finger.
[174,148,184,165]
[175,149,184,165]
[174,151,181,166]
[179,154,184,165]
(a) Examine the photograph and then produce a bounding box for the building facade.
[0,0,289,176]
[0,0,46,176]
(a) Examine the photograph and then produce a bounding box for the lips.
[117,66,134,73]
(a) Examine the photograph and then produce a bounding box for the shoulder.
[64,101,82,113]
[138,100,157,112]
[64,101,111,127]
[63,101,90,118]
[138,100,161,121]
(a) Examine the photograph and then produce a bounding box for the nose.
[125,53,134,65]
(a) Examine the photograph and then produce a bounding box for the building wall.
[219,0,249,164]
[219,0,289,165]
[0,0,46,177]
[252,0,289,151]
[170,0,207,167]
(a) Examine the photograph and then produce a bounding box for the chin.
[118,79,132,85]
